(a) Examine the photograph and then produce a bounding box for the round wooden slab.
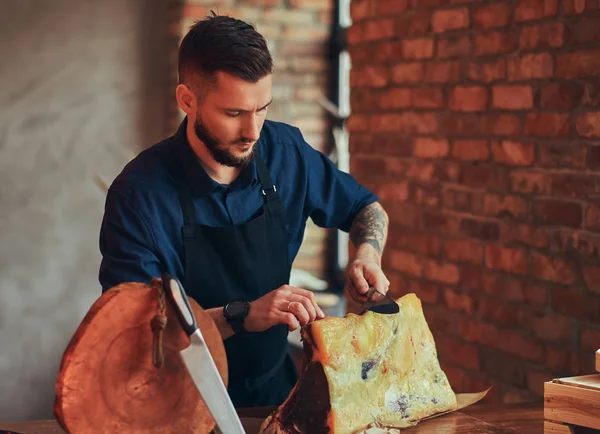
[54,280,227,433]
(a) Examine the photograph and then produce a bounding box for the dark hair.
[178,12,273,89]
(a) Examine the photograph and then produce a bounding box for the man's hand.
[347,202,390,303]
[245,285,326,333]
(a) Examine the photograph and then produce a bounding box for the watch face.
[227,301,247,318]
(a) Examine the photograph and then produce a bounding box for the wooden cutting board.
[54,279,227,433]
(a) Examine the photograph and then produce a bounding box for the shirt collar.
[173,117,259,197]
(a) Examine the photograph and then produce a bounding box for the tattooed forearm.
[349,202,389,255]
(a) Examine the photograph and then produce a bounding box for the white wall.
[0,0,171,421]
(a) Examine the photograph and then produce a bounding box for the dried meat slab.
[54,280,227,434]
[260,293,457,434]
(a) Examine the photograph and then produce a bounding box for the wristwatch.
[223,301,251,334]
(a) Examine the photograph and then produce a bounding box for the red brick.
[410,0,449,7]
[551,173,600,198]
[492,85,533,110]
[452,140,489,161]
[467,59,506,83]
[412,138,450,158]
[460,218,501,241]
[576,112,600,139]
[363,18,396,41]
[445,239,484,264]
[485,245,528,275]
[528,314,573,342]
[491,140,535,166]
[477,298,525,327]
[584,266,600,294]
[441,113,481,135]
[432,7,469,33]
[459,317,500,345]
[510,171,551,194]
[394,231,443,256]
[289,0,333,10]
[378,88,411,110]
[525,113,570,138]
[531,251,577,285]
[412,88,445,108]
[580,327,600,352]
[552,287,600,323]
[474,30,517,55]
[376,0,409,15]
[539,144,588,170]
[545,345,572,373]
[350,0,374,21]
[347,24,364,45]
[520,23,564,49]
[443,288,476,313]
[346,114,370,133]
[583,79,600,107]
[413,185,441,207]
[403,38,435,59]
[483,193,528,220]
[527,370,554,397]
[374,181,410,203]
[439,362,465,390]
[539,82,584,109]
[482,114,522,136]
[371,112,439,134]
[507,53,554,80]
[562,0,588,13]
[396,10,433,37]
[515,0,558,21]
[350,66,389,87]
[437,336,480,370]
[424,260,460,284]
[391,62,424,84]
[389,250,423,277]
[424,60,461,83]
[437,35,472,59]
[535,199,582,227]
[443,188,484,213]
[567,16,600,44]
[591,146,600,170]
[459,163,510,191]
[587,204,600,231]
[373,40,403,62]
[497,330,545,362]
[502,222,549,248]
[472,2,511,29]
[557,49,600,79]
[407,279,439,304]
[449,86,488,112]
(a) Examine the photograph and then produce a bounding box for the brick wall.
[347,0,600,404]
[171,0,335,280]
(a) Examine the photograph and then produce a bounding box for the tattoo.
[349,202,389,255]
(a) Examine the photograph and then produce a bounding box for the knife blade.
[162,273,246,434]
[362,286,399,315]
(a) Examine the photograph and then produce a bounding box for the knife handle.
[162,273,198,336]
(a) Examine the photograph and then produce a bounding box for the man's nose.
[242,115,261,142]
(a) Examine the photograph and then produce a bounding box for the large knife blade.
[162,273,245,434]
[362,286,399,315]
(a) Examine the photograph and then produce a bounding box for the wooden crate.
[544,373,600,433]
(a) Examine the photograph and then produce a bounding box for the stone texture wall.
[347,0,600,404]
[0,0,171,421]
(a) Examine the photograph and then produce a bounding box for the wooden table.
[0,402,544,433]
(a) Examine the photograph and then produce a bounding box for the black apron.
[176,151,298,408]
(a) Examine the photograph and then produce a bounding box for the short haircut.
[178,12,273,94]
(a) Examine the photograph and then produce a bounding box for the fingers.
[282,286,326,319]
[349,265,370,297]
[281,312,300,332]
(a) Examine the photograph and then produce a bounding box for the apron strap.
[178,185,197,226]
[254,153,278,204]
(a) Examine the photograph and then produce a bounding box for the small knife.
[162,273,246,434]
[362,286,399,315]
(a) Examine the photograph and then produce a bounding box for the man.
[99,13,390,408]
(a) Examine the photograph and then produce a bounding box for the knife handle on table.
[162,273,198,336]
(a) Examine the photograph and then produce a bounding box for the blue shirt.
[98,117,378,291]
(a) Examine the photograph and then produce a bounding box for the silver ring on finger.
[287,301,293,311]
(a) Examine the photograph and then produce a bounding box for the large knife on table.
[162,273,246,434]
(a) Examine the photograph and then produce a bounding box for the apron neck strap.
[254,153,277,203]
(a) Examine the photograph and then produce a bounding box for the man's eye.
[226,112,240,118]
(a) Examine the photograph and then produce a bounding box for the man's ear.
[175,84,196,115]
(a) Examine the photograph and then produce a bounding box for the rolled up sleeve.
[98,187,161,291]
[300,135,378,233]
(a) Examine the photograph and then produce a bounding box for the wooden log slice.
[54,280,227,433]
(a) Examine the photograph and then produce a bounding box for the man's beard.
[194,116,256,168]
